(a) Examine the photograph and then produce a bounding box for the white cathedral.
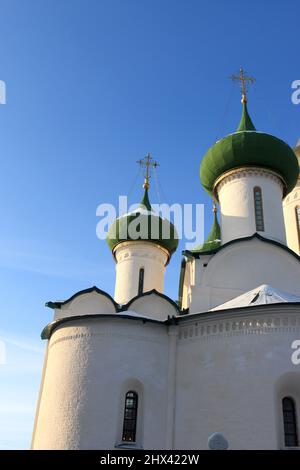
[31,85,300,450]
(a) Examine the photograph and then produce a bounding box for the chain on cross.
[137,154,159,189]
[230,67,255,103]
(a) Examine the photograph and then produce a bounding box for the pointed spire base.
[140,187,152,211]
[236,102,256,132]
[143,178,150,190]
[191,203,221,253]
[241,93,247,104]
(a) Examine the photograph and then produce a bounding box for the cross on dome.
[137,153,159,189]
[230,67,255,103]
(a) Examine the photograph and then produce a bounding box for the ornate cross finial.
[230,67,255,103]
[137,153,159,189]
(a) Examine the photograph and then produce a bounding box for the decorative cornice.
[113,240,170,266]
[177,308,300,342]
[49,328,166,350]
[283,187,300,206]
[42,312,164,340]
[42,301,300,341]
[45,308,300,346]
[213,166,285,201]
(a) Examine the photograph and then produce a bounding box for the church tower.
[106,155,178,305]
[200,69,298,245]
[32,72,300,451]
[283,140,300,255]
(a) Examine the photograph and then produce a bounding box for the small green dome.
[200,103,299,197]
[191,208,221,253]
[106,188,178,257]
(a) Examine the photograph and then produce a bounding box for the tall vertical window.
[138,268,144,295]
[295,207,300,250]
[122,391,138,442]
[253,186,265,231]
[282,396,298,447]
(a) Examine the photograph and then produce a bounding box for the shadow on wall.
[220,211,257,242]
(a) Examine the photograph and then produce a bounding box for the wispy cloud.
[0,243,108,280]
[0,331,44,355]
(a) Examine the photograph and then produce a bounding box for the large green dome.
[106,188,178,257]
[200,103,299,197]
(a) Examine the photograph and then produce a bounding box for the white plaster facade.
[282,141,300,255]
[32,131,300,450]
[283,180,300,256]
[181,235,300,313]
[32,180,300,450]
[216,167,286,245]
[114,241,169,305]
[32,291,300,450]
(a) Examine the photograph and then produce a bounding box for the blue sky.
[0,0,299,449]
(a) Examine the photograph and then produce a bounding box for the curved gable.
[125,290,179,321]
[187,236,300,313]
[47,287,117,320]
[184,233,300,260]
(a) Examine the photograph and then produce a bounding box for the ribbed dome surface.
[200,103,299,196]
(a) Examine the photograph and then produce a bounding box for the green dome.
[106,188,178,257]
[200,103,299,197]
[191,208,221,253]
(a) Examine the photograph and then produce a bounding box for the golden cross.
[137,153,159,189]
[230,67,255,103]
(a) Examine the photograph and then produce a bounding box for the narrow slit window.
[295,207,300,250]
[138,268,144,295]
[282,396,298,447]
[122,391,138,442]
[253,186,264,231]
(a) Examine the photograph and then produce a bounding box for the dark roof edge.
[177,301,300,323]
[123,288,180,313]
[42,312,165,340]
[42,301,300,340]
[45,286,118,311]
[182,232,300,261]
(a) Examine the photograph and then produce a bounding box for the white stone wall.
[114,241,168,305]
[32,317,169,450]
[32,306,300,450]
[183,237,300,313]
[128,292,178,322]
[53,290,116,321]
[283,180,300,255]
[174,306,300,449]
[216,168,286,245]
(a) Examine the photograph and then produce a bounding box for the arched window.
[253,186,264,231]
[138,268,144,296]
[282,396,298,447]
[295,206,300,250]
[122,391,138,442]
